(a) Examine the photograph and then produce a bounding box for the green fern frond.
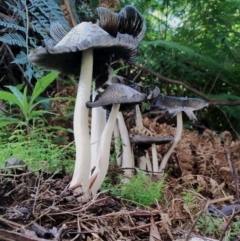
[5,0,26,22]
[24,64,34,80]
[0,33,26,47]
[31,20,49,38]
[29,0,69,29]
[0,18,26,32]
[142,40,222,68]
[11,51,28,65]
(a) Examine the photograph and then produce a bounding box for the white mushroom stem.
[135,105,144,128]
[146,151,152,172]
[90,88,106,170]
[89,104,120,196]
[159,112,183,173]
[135,105,145,170]
[113,121,122,166]
[70,49,93,195]
[117,112,134,181]
[152,144,158,173]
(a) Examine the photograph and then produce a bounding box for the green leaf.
[0,91,22,107]
[30,72,58,105]
[29,110,56,118]
[0,116,20,127]
[6,85,24,109]
[22,86,29,117]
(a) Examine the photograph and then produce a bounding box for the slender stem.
[90,88,106,170]
[159,112,183,173]
[70,49,93,196]
[89,104,120,196]
[118,112,134,181]
[113,121,122,166]
[152,144,158,172]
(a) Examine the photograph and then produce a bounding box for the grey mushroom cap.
[150,95,209,121]
[86,83,146,111]
[28,22,140,76]
[97,5,146,42]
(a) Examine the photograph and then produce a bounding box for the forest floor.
[0,114,240,241]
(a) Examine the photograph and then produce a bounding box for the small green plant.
[225,220,240,241]
[182,191,196,206]
[102,169,166,206]
[0,72,59,132]
[196,214,223,238]
[0,124,75,173]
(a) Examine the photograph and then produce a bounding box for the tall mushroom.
[86,83,146,195]
[28,6,146,197]
[149,95,208,174]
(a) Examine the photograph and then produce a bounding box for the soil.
[0,117,240,241]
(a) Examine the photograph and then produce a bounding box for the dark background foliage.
[0,0,240,136]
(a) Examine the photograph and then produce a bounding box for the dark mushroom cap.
[131,135,173,145]
[131,135,173,156]
[86,83,146,111]
[150,95,209,121]
[97,5,146,41]
[28,22,139,76]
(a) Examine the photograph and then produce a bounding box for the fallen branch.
[133,63,240,106]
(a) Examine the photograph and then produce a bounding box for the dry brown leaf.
[149,214,162,241]
[160,212,174,240]
[197,175,208,189]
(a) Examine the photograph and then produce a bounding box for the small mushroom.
[87,83,146,195]
[149,95,208,174]
[131,135,173,174]
[87,83,146,110]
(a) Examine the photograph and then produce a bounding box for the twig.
[219,209,240,241]
[216,106,240,138]
[32,169,44,215]
[119,220,163,232]
[225,148,239,200]
[53,224,67,241]
[0,217,23,229]
[186,199,210,241]
[133,63,240,106]
[4,44,33,90]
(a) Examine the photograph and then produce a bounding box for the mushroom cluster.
[29,5,209,200]
[28,5,146,199]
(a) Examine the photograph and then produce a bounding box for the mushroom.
[131,135,173,173]
[28,6,146,197]
[149,95,208,173]
[86,83,146,195]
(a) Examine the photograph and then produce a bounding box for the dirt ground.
[0,116,240,241]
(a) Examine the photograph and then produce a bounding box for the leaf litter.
[0,114,240,240]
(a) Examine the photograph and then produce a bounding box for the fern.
[142,40,222,69]
[12,51,28,65]
[0,18,26,32]
[5,0,26,22]
[29,0,69,30]
[0,0,69,81]
[0,33,26,47]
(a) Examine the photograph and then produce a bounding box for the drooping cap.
[28,6,146,77]
[150,95,208,121]
[28,22,139,76]
[86,83,146,111]
[97,5,146,41]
